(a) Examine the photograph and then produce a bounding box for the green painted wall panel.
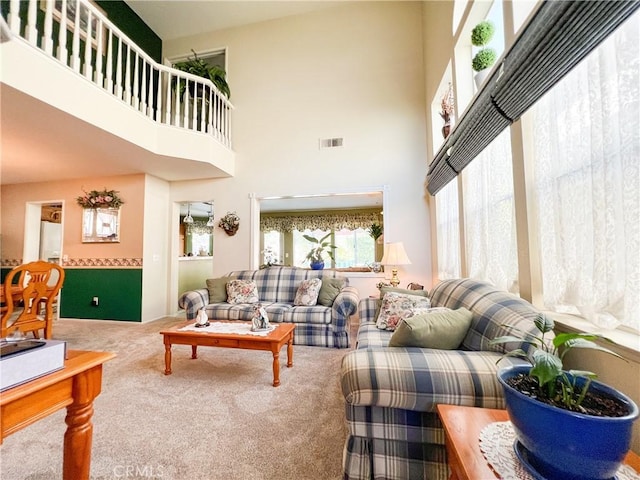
[60,268,142,322]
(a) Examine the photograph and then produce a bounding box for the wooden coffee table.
[160,321,295,387]
[437,404,640,480]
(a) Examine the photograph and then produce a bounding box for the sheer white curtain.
[435,179,461,279]
[462,130,518,292]
[530,12,639,330]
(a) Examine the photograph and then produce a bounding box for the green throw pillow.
[388,307,473,349]
[379,286,429,298]
[317,277,346,306]
[206,276,235,303]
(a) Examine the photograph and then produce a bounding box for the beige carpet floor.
[0,316,354,480]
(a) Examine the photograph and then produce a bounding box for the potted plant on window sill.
[471,20,497,89]
[490,314,639,480]
[303,233,337,270]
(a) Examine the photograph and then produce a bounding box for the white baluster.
[8,0,21,35]
[105,30,113,92]
[124,45,131,104]
[165,72,172,125]
[95,20,103,86]
[150,67,158,119]
[115,39,123,99]
[57,0,68,62]
[183,81,190,129]
[174,76,181,126]
[42,0,54,54]
[26,0,38,45]
[192,81,199,131]
[133,52,140,110]
[71,0,81,71]
[83,8,93,80]
[207,87,213,134]
[213,95,219,138]
[140,60,147,114]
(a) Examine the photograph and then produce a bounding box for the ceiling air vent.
[319,138,344,149]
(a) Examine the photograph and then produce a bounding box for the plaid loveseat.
[340,278,552,479]
[178,266,359,348]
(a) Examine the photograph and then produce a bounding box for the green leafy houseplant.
[172,50,231,100]
[471,20,497,73]
[491,313,624,412]
[472,49,497,72]
[491,313,638,480]
[303,232,337,265]
[367,223,383,241]
[471,20,495,46]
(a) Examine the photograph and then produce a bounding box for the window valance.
[185,220,213,235]
[427,0,640,195]
[261,211,381,232]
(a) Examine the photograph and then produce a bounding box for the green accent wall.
[95,0,162,62]
[60,268,142,322]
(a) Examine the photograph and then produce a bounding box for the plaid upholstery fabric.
[341,278,545,480]
[177,266,358,348]
[228,267,346,303]
[429,278,552,354]
[343,436,448,480]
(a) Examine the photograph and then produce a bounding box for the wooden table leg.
[164,342,172,375]
[272,349,281,387]
[191,345,198,359]
[286,334,294,368]
[63,365,102,480]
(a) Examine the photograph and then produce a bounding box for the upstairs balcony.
[0,0,235,185]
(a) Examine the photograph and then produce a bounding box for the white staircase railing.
[2,0,233,149]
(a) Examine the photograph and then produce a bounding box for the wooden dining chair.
[1,261,65,340]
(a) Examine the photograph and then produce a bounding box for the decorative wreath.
[219,211,240,236]
[76,188,125,209]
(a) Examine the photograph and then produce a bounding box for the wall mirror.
[82,208,120,243]
[258,190,385,270]
[179,201,215,257]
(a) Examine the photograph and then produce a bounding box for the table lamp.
[381,242,411,287]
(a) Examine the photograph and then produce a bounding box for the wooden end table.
[160,321,295,387]
[437,404,640,480]
[1,350,116,480]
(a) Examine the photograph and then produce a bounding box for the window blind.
[426,0,640,195]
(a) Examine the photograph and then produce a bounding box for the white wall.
[166,2,432,288]
[142,174,171,321]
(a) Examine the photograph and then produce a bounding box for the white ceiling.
[125,1,342,41]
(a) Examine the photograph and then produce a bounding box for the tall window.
[462,129,518,292]
[436,179,461,279]
[333,228,374,268]
[529,12,639,330]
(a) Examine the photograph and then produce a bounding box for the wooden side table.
[437,404,640,480]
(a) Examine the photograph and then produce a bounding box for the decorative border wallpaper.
[1,258,143,267]
[64,258,143,267]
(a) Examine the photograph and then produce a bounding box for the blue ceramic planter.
[498,365,639,480]
[310,261,324,270]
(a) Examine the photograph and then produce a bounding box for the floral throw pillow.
[376,292,431,331]
[294,278,323,306]
[226,279,259,304]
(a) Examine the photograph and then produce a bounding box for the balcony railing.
[2,0,233,148]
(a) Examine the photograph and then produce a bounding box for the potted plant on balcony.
[490,314,639,480]
[471,20,497,88]
[172,50,230,100]
[303,232,337,270]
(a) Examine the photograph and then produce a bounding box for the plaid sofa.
[340,278,553,479]
[178,266,359,348]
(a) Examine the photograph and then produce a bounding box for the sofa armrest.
[332,286,359,324]
[341,348,524,412]
[178,288,209,320]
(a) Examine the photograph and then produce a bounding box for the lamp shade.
[381,242,411,266]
